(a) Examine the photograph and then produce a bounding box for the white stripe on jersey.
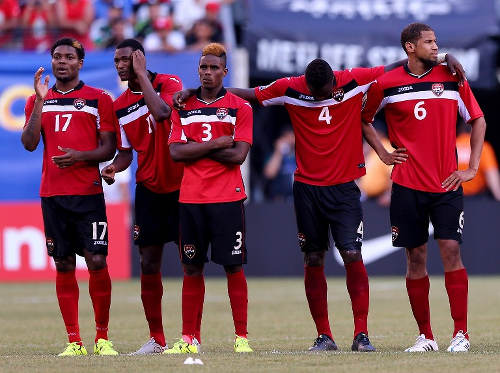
[118,104,149,126]
[261,82,372,108]
[42,105,98,116]
[119,125,131,149]
[180,114,236,126]
[378,90,471,122]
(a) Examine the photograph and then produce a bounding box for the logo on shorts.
[297,232,306,248]
[391,226,399,243]
[73,98,86,110]
[46,238,55,255]
[183,244,196,259]
[431,83,444,96]
[333,88,344,102]
[216,107,228,120]
[133,225,140,240]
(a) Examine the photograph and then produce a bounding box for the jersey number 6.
[414,101,427,120]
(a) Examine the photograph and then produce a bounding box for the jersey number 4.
[54,114,72,132]
[318,106,332,125]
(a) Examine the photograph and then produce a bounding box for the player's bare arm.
[101,149,133,185]
[442,116,487,191]
[21,67,49,151]
[209,141,251,165]
[170,136,233,162]
[362,120,407,165]
[384,54,465,85]
[52,131,116,168]
[132,50,172,121]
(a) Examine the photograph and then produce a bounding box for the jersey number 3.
[54,114,72,132]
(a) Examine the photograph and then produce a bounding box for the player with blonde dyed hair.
[164,42,254,353]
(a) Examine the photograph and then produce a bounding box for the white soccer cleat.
[129,337,167,355]
[447,331,470,352]
[404,334,438,352]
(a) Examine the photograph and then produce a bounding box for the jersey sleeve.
[254,77,290,106]
[234,101,253,145]
[97,91,116,132]
[361,80,385,124]
[112,100,132,151]
[349,66,385,86]
[168,109,187,144]
[23,94,36,128]
[457,80,484,123]
[160,75,183,107]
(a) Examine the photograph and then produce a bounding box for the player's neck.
[55,77,81,92]
[200,84,223,102]
[128,71,152,92]
[407,57,433,76]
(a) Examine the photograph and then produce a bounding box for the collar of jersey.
[195,86,227,104]
[51,80,84,94]
[404,63,433,79]
[129,71,157,94]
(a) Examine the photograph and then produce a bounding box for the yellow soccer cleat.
[163,338,200,354]
[94,338,119,356]
[58,342,88,356]
[234,336,253,353]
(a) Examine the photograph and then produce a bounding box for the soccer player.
[164,43,253,354]
[21,38,118,356]
[362,23,486,352]
[100,39,184,354]
[173,52,465,352]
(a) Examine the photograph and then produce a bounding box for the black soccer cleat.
[308,334,338,351]
[351,332,376,352]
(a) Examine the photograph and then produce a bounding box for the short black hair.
[305,59,334,91]
[51,38,85,60]
[116,39,145,55]
[401,23,434,53]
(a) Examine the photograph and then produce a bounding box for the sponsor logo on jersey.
[133,225,140,240]
[186,109,202,116]
[216,107,228,120]
[232,249,242,255]
[391,226,399,243]
[333,88,344,102]
[258,80,277,91]
[73,98,86,110]
[184,244,196,259]
[128,102,140,113]
[297,232,306,248]
[298,93,315,101]
[398,85,413,93]
[46,238,54,255]
[431,83,444,96]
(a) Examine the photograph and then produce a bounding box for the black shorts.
[134,183,180,247]
[41,194,108,258]
[293,180,363,252]
[390,183,464,248]
[179,200,247,266]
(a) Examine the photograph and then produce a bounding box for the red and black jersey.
[254,66,385,186]
[362,64,484,193]
[114,72,184,194]
[24,81,116,197]
[169,87,253,203]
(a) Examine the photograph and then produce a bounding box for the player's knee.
[140,260,161,275]
[339,249,362,264]
[439,241,462,269]
[304,251,325,267]
[224,265,242,274]
[85,255,107,270]
[183,264,204,276]
[54,257,76,272]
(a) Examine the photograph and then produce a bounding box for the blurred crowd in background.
[0,0,247,52]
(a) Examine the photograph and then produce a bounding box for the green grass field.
[0,276,499,372]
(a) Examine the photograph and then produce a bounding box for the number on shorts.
[234,231,242,250]
[357,221,364,239]
[92,221,108,240]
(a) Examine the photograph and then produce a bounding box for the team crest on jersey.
[333,88,344,102]
[431,83,444,96]
[391,226,399,243]
[216,107,228,120]
[46,238,55,255]
[73,98,86,110]
[133,225,140,240]
[183,244,196,259]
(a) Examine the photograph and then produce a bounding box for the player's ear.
[78,59,83,70]
[223,67,228,77]
[405,41,415,53]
